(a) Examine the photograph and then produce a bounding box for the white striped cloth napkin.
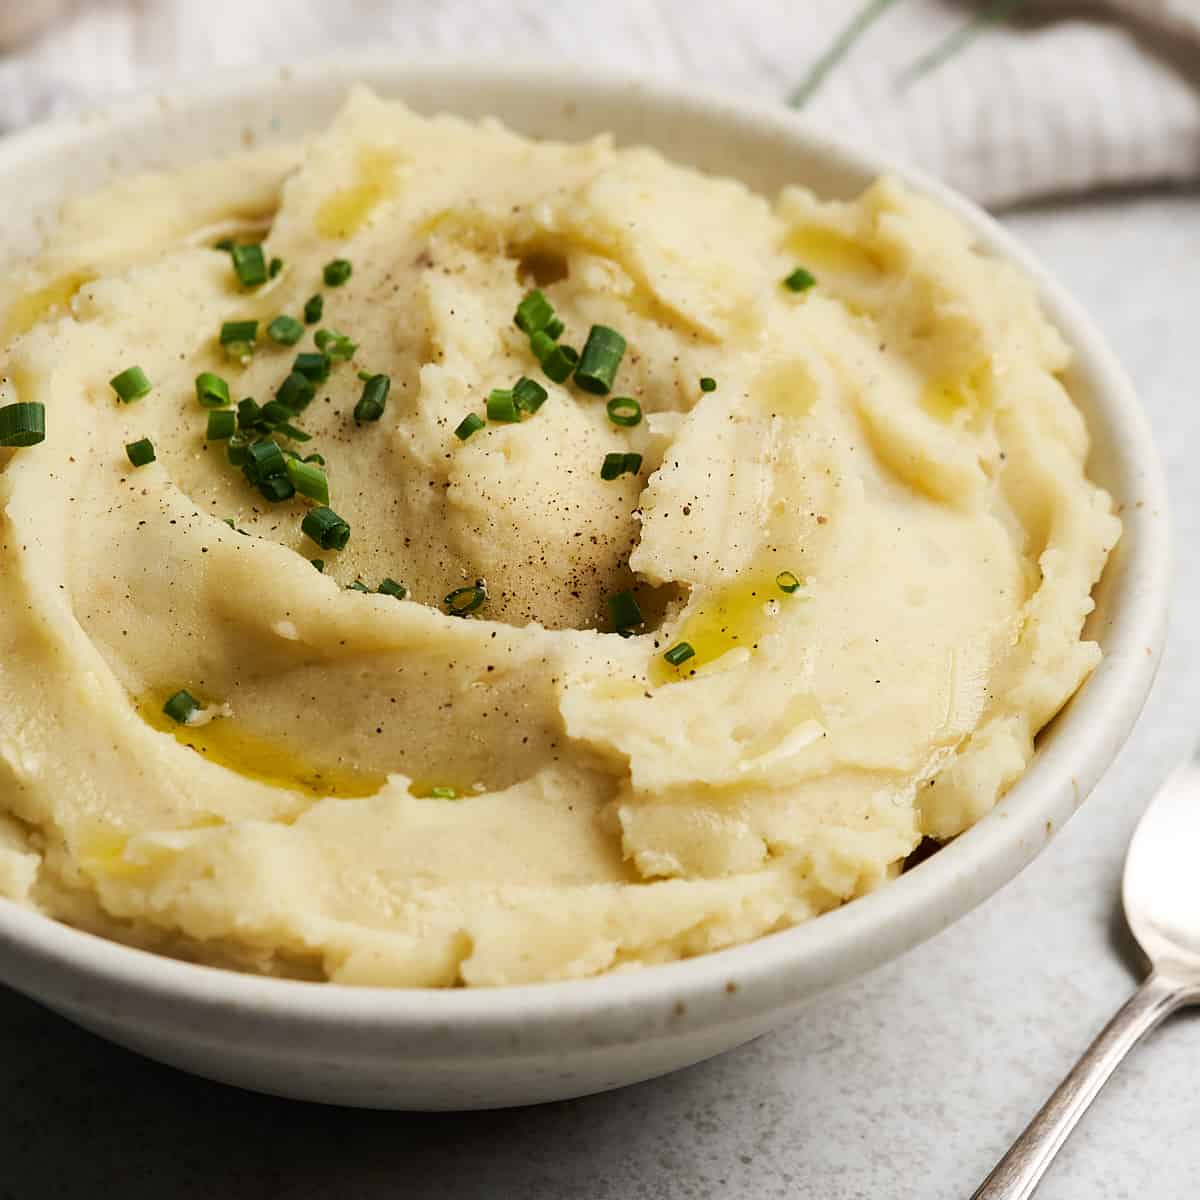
[0,0,1196,207]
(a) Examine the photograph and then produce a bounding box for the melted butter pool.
[6,270,96,339]
[316,147,403,239]
[140,695,386,799]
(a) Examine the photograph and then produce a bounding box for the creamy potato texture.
[0,90,1118,986]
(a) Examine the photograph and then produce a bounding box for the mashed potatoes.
[0,89,1118,986]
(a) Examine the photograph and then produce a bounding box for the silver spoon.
[972,757,1200,1198]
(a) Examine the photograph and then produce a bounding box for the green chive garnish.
[315,328,357,361]
[776,570,803,594]
[285,457,329,504]
[783,267,817,293]
[323,259,352,287]
[304,294,324,324]
[206,410,236,440]
[267,315,304,346]
[311,558,325,572]
[455,413,485,441]
[303,452,326,466]
[606,396,641,427]
[544,316,565,340]
[486,388,520,424]
[275,371,316,413]
[110,366,151,403]
[445,580,487,617]
[378,578,407,599]
[226,433,250,467]
[0,401,45,447]
[162,689,201,724]
[608,590,643,636]
[293,351,331,383]
[664,641,696,667]
[699,376,717,392]
[347,580,370,593]
[195,371,231,408]
[514,289,555,335]
[600,452,642,480]
[512,377,548,414]
[302,506,350,550]
[542,343,579,384]
[231,243,267,288]
[243,440,290,500]
[213,237,235,252]
[530,331,557,363]
[219,321,258,361]
[354,373,390,423]
[268,256,283,279]
[125,438,155,467]
[575,326,626,395]
[429,786,458,800]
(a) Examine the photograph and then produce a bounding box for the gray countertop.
[2,189,1198,1199]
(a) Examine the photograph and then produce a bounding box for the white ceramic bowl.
[0,59,1169,1110]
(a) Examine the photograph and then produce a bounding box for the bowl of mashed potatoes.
[0,60,1168,1108]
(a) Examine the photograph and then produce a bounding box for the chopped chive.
[124,437,155,467]
[429,786,458,800]
[323,259,352,287]
[303,452,326,466]
[267,315,304,346]
[304,294,324,324]
[783,267,817,293]
[226,433,251,467]
[315,328,357,361]
[699,376,717,392]
[544,316,565,340]
[455,413,485,441]
[244,437,287,483]
[378,578,407,599]
[513,376,548,414]
[219,319,258,346]
[357,370,373,382]
[311,558,325,572]
[213,236,235,252]
[268,256,283,279]
[600,451,642,480]
[607,590,643,636]
[223,517,236,529]
[347,580,370,593]
[575,326,626,395]
[162,689,201,724]
[606,396,641,427]
[231,243,267,288]
[664,641,696,667]
[514,289,555,335]
[486,388,520,423]
[302,505,350,550]
[258,473,296,502]
[541,343,579,384]
[293,351,331,383]
[237,398,263,429]
[275,370,316,413]
[775,570,803,594]
[206,410,237,440]
[354,373,390,423]
[445,580,487,617]
[110,365,151,403]
[285,456,329,504]
[0,401,45,447]
[529,331,557,363]
[195,371,231,408]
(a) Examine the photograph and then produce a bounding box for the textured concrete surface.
[2,189,1198,1199]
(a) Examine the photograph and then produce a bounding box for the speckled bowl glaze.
[0,59,1170,1109]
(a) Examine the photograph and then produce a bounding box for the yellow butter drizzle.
[316,147,403,239]
[652,574,786,686]
[5,270,96,339]
[139,695,385,799]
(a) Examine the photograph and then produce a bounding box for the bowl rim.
[0,55,1170,1047]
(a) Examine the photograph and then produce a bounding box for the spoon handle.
[971,972,1186,1200]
